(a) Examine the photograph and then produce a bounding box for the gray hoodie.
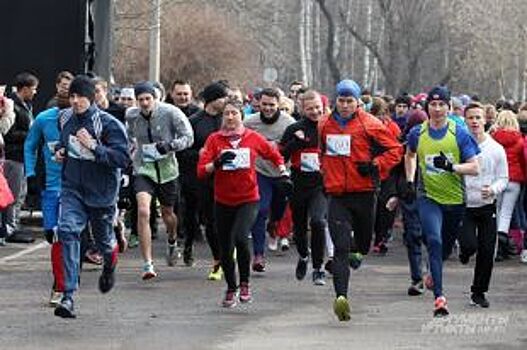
[126,101,193,183]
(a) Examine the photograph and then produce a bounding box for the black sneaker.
[98,268,115,294]
[470,293,490,308]
[295,257,308,280]
[312,269,326,286]
[54,298,76,318]
[407,280,424,296]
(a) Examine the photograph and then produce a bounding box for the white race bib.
[68,135,95,161]
[326,134,351,156]
[142,143,167,162]
[47,141,59,162]
[222,148,251,171]
[300,152,320,172]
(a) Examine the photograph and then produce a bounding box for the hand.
[55,148,66,162]
[386,197,399,211]
[433,151,454,172]
[401,181,416,201]
[155,141,172,155]
[76,128,97,151]
[276,175,294,198]
[356,161,377,177]
[481,185,494,200]
[213,151,236,169]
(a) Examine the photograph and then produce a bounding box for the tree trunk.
[316,0,341,87]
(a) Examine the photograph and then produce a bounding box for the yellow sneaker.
[333,296,351,321]
[207,264,223,281]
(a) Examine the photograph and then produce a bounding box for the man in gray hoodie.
[126,81,193,280]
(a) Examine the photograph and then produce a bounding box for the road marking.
[0,241,48,264]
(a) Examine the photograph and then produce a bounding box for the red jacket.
[319,109,403,194]
[492,129,525,183]
[383,118,401,140]
[197,128,284,206]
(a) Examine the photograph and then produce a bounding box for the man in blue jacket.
[53,75,131,318]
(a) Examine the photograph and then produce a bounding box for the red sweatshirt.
[197,128,284,206]
[492,129,525,183]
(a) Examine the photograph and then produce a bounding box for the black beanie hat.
[426,86,451,106]
[201,82,229,104]
[134,81,156,98]
[69,75,95,102]
[395,93,412,107]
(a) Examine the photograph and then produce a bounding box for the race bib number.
[300,152,320,172]
[326,134,351,156]
[222,148,250,171]
[47,141,59,162]
[142,143,167,162]
[67,135,95,161]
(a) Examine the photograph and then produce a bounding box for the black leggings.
[328,192,376,298]
[215,201,259,291]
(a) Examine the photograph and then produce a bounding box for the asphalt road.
[1,222,526,350]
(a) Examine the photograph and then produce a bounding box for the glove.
[433,151,454,172]
[44,229,55,244]
[213,151,237,169]
[276,175,294,198]
[356,161,377,177]
[155,141,172,155]
[401,181,416,202]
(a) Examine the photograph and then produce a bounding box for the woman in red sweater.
[491,110,525,260]
[198,98,287,307]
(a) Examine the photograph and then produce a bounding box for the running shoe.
[0,237,6,246]
[407,280,424,296]
[166,241,179,266]
[142,262,157,280]
[239,282,252,303]
[54,297,76,319]
[252,255,266,273]
[49,290,63,307]
[520,249,527,264]
[312,269,326,286]
[98,267,115,294]
[222,289,237,308]
[267,236,278,251]
[372,242,388,255]
[295,256,308,280]
[349,252,363,270]
[84,250,103,265]
[470,293,490,308]
[280,237,290,251]
[333,296,351,321]
[127,234,139,249]
[433,296,449,317]
[207,264,223,281]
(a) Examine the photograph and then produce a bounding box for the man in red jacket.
[320,79,403,321]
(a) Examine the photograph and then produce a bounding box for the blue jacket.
[24,107,62,191]
[58,105,131,207]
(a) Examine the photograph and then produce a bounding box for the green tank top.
[417,120,464,205]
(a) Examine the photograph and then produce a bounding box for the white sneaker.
[49,290,63,306]
[520,249,527,264]
[142,262,157,280]
[268,236,278,251]
[280,238,290,251]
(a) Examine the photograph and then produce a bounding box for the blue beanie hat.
[336,79,361,99]
[427,85,451,106]
[134,81,156,98]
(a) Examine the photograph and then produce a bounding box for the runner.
[320,79,403,321]
[405,85,479,317]
[197,98,287,307]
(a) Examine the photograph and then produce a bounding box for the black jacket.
[4,94,33,162]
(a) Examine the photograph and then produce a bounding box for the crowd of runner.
[0,71,526,321]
